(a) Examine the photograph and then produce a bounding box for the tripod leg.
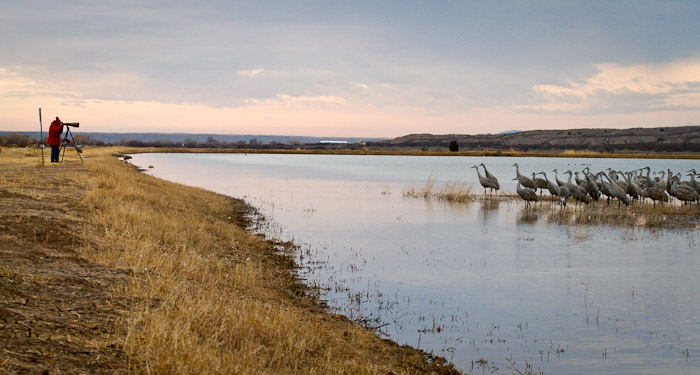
[60,142,66,163]
[67,128,83,163]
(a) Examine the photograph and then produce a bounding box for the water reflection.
[516,207,539,225]
[131,153,700,375]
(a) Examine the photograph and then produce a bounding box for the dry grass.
[0,146,458,374]
[404,178,476,203]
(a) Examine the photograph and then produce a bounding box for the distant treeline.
[0,133,106,147]
[0,133,369,151]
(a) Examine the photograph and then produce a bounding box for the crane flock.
[472,164,700,209]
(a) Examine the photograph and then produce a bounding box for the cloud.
[528,59,700,113]
[236,68,264,77]
[246,94,346,107]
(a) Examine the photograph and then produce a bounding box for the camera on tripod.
[60,121,84,161]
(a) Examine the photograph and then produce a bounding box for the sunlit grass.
[404,177,478,202]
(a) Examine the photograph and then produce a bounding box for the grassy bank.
[0,147,458,374]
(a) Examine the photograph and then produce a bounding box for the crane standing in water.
[514,178,538,207]
[472,165,500,196]
[513,163,536,189]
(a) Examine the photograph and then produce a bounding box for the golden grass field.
[0,146,459,375]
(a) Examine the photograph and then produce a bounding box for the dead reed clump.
[404,178,476,203]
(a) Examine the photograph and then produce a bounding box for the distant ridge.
[370,126,700,153]
[0,131,386,145]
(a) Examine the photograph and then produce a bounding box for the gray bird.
[472,165,500,196]
[514,178,538,207]
[564,170,590,206]
[599,172,630,208]
[513,163,536,189]
[532,172,548,195]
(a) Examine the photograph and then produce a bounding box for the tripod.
[60,126,84,164]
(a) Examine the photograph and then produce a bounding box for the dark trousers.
[50,145,60,162]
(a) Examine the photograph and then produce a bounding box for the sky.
[1,1,699,138]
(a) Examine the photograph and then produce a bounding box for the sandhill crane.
[598,172,630,208]
[598,172,614,205]
[642,166,669,207]
[532,172,548,195]
[514,179,538,207]
[557,185,570,207]
[687,169,700,193]
[609,169,628,192]
[472,165,499,196]
[513,163,536,189]
[671,175,699,204]
[564,170,590,206]
[479,163,500,191]
[552,168,567,188]
[623,171,643,203]
[537,171,560,198]
[582,170,600,201]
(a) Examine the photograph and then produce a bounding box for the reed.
[404,178,476,202]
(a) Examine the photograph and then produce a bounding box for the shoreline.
[116,146,700,160]
[0,146,460,374]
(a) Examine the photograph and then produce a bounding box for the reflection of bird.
[472,165,499,196]
[479,163,500,193]
[515,179,538,207]
[513,163,535,189]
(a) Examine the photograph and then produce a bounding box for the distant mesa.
[369,125,700,153]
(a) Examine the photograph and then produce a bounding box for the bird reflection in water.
[517,206,539,225]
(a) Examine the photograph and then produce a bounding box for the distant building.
[320,140,349,144]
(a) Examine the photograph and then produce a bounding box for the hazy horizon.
[2,1,699,137]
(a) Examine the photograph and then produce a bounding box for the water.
[131,153,700,374]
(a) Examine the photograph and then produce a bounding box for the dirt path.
[1,159,129,374]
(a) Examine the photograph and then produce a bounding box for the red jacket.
[47,118,63,146]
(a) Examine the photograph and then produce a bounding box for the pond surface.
[131,153,700,374]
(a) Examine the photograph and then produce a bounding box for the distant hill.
[0,131,385,145]
[369,126,700,153]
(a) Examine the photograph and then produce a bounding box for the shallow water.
[132,153,700,374]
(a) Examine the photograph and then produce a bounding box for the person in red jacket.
[47,117,64,162]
